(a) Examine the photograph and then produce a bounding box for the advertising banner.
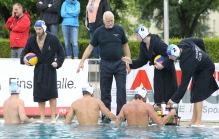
[0,59,88,116]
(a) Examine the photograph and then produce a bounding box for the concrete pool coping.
[1,116,219,127]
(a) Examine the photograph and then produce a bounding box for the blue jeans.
[89,23,99,58]
[62,25,79,58]
[47,23,59,37]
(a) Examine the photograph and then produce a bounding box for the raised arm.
[65,103,75,124]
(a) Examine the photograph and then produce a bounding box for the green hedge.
[1,37,219,62]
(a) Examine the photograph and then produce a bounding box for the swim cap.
[82,83,94,95]
[135,26,149,40]
[134,87,147,98]
[34,20,47,32]
[166,44,180,57]
[9,82,20,94]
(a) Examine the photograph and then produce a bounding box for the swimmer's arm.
[115,107,125,126]
[99,100,116,121]
[18,100,35,123]
[65,103,75,124]
[149,106,176,125]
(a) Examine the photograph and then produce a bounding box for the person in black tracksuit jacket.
[122,26,178,105]
[167,38,219,126]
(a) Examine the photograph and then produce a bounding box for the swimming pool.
[0,122,218,139]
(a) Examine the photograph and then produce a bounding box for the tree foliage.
[135,0,219,38]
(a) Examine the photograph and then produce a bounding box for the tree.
[135,0,219,38]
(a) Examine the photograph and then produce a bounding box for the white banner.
[0,59,88,115]
[1,58,219,120]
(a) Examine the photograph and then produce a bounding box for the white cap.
[82,83,94,95]
[134,87,147,98]
[9,82,20,94]
[136,26,149,40]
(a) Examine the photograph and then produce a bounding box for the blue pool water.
[0,122,218,139]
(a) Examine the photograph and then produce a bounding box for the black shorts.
[34,96,50,102]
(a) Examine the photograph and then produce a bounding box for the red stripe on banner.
[130,70,152,90]
[0,107,70,116]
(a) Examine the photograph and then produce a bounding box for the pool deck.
[1,116,219,127]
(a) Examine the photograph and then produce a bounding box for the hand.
[126,63,131,74]
[12,11,15,17]
[51,62,58,68]
[170,109,176,115]
[39,1,43,4]
[167,99,175,105]
[10,22,13,29]
[121,56,132,64]
[23,56,31,66]
[76,62,84,73]
[111,115,116,121]
[154,62,164,70]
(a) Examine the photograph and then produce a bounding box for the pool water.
[0,122,218,139]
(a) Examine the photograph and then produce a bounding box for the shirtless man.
[115,87,176,127]
[65,83,116,125]
[3,82,35,124]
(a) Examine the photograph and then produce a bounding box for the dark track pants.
[100,59,127,115]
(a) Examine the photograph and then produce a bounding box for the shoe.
[100,116,111,124]
[191,124,205,127]
[36,120,44,123]
[51,121,57,123]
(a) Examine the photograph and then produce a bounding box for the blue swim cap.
[167,44,180,57]
[34,20,47,32]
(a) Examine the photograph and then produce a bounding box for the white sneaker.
[51,121,57,123]
[36,120,44,123]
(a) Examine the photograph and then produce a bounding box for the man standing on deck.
[20,20,65,123]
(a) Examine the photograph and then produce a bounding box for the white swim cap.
[34,20,47,32]
[9,82,20,94]
[135,26,149,40]
[82,83,94,95]
[134,87,147,98]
